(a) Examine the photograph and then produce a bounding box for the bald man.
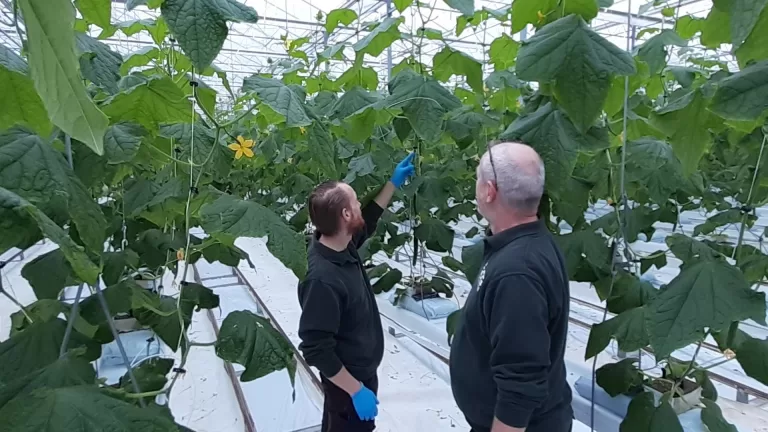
[450,143,572,432]
[297,154,415,432]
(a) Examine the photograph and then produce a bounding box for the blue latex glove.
[390,152,416,188]
[351,384,379,421]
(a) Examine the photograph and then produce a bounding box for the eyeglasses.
[487,142,499,190]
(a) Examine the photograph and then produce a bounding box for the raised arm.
[352,153,415,248]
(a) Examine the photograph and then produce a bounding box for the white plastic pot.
[645,382,702,415]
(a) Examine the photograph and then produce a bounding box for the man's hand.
[351,384,379,421]
[390,152,416,188]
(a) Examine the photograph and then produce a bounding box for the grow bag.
[573,376,744,432]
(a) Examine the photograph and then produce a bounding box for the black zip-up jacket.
[297,202,385,381]
[450,221,572,431]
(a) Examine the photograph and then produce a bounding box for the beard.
[349,212,366,233]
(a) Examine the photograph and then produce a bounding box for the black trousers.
[321,375,379,432]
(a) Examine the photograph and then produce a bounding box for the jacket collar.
[483,220,544,255]
[311,235,358,265]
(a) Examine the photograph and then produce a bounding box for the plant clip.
[173,367,186,374]
[190,186,200,195]
[180,280,189,286]
[189,80,199,87]
[740,205,754,213]
[174,147,182,153]
[146,337,155,343]
[169,38,176,43]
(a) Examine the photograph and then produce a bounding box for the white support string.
[590,0,634,430]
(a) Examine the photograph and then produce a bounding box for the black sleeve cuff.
[316,356,344,379]
[495,401,534,429]
[352,201,384,248]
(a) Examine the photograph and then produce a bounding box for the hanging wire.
[590,0,633,430]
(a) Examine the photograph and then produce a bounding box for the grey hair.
[478,142,545,213]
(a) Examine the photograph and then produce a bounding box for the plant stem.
[125,388,168,399]
[0,287,33,324]
[670,333,707,398]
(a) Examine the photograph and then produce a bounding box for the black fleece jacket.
[297,202,385,381]
[450,221,572,431]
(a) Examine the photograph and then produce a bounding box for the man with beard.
[297,153,415,432]
[450,142,572,432]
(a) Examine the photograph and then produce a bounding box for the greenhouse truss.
[1,0,768,431]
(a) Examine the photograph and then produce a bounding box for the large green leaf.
[353,17,404,58]
[432,46,483,93]
[200,193,307,279]
[461,240,484,285]
[443,0,474,16]
[75,33,123,95]
[604,271,657,313]
[120,46,160,74]
[624,139,685,204]
[75,0,112,28]
[711,60,768,121]
[734,6,768,66]
[329,87,380,120]
[0,319,99,386]
[555,229,612,282]
[21,250,80,300]
[500,103,607,195]
[665,234,723,263]
[0,44,52,135]
[19,0,110,155]
[731,0,768,49]
[564,0,599,21]
[134,283,218,351]
[701,398,738,432]
[619,392,683,432]
[647,260,766,359]
[700,7,731,48]
[0,187,100,284]
[158,122,232,180]
[414,217,455,252]
[0,385,178,431]
[0,127,107,253]
[325,8,357,33]
[0,352,96,410]
[161,0,259,70]
[104,122,147,164]
[382,69,462,142]
[511,0,557,33]
[102,76,193,130]
[119,357,174,394]
[215,310,296,382]
[488,34,520,70]
[650,89,720,174]
[723,330,768,386]
[307,123,337,179]
[517,15,634,132]
[595,359,643,397]
[394,0,413,12]
[585,307,650,359]
[517,14,636,80]
[242,76,311,127]
[636,29,688,75]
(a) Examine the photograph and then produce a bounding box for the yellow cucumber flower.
[299,126,307,135]
[228,136,255,159]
